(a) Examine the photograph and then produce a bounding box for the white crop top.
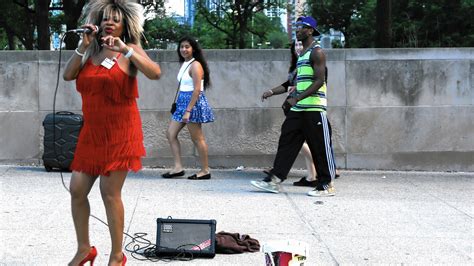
[177,58,204,92]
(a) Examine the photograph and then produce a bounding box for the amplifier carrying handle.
[55,111,75,115]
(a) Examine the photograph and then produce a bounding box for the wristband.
[268,90,274,95]
[75,48,84,57]
[124,47,134,58]
[185,109,192,113]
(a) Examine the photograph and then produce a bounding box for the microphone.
[68,26,98,34]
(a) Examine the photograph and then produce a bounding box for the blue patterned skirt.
[172,91,215,123]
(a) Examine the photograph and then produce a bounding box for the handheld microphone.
[68,25,98,34]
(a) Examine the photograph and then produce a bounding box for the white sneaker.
[250,176,282,194]
[307,183,335,197]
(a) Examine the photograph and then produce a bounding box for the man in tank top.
[251,16,337,197]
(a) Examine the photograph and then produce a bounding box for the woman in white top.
[162,36,214,180]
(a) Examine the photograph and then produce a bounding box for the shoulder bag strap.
[173,59,195,103]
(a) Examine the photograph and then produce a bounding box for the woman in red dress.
[62,1,161,265]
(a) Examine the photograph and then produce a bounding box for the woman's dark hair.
[289,41,298,73]
[177,36,211,89]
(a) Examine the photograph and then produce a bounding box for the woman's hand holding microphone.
[76,24,99,55]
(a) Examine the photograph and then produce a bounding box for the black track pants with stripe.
[270,110,336,188]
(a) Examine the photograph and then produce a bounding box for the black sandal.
[187,173,211,180]
[293,177,318,187]
[162,170,185,178]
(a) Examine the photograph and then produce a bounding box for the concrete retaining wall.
[0,48,472,171]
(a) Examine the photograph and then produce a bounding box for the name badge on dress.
[101,57,116,69]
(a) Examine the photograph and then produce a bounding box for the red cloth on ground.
[70,55,145,176]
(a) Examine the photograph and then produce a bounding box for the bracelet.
[185,109,192,113]
[268,90,274,95]
[74,48,84,57]
[124,47,134,58]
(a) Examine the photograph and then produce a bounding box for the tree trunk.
[36,0,51,50]
[20,35,35,50]
[64,22,81,50]
[375,0,392,48]
[6,28,16,50]
[239,22,246,49]
[63,0,86,49]
[10,0,35,49]
[237,0,245,49]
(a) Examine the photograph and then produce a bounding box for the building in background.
[183,0,224,27]
[50,0,62,50]
[171,15,187,25]
[287,0,307,40]
[184,0,196,26]
[320,28,345,48]
[264,0,288,32]
[165,0,187,25]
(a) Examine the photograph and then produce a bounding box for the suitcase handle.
[55,111,75,115]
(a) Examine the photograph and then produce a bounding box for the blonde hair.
[80,0,144,62]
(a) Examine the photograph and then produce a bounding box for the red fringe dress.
[70,54,146,176]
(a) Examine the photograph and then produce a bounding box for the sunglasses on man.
[296,25,313,30]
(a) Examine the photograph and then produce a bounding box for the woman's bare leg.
[301,142,317,181]
[99,170,127,266]
[166,120,186,173]
[68,171,98,266]
[187,123,210,176]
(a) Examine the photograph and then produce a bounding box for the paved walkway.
[0,165,472,265]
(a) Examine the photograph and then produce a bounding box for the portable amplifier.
[155,218,216,258]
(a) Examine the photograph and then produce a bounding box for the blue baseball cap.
[296,16,321,36]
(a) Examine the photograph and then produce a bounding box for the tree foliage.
[189,7,287,49]
[0,0,166,50]
[345,0,376,48]
[1,0,472,50]
[307,0,369,47]
[267,31,288,48]
[391,0,474,47]
[250,13,287,48]
[143,16,191,49]
[195,0,285,49]
[191,12,228,49]
[0,0,36,50]
[308,0,474,48]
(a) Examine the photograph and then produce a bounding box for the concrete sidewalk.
[0,165,472,265]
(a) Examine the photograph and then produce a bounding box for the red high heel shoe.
[79,246,97,266]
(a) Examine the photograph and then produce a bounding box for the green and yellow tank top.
[291,44,327,112]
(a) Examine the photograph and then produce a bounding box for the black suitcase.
[156,217,217,258]
[42,111,83,172]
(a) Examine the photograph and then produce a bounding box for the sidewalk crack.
[284,191,339,265]
[123,174,145,243]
